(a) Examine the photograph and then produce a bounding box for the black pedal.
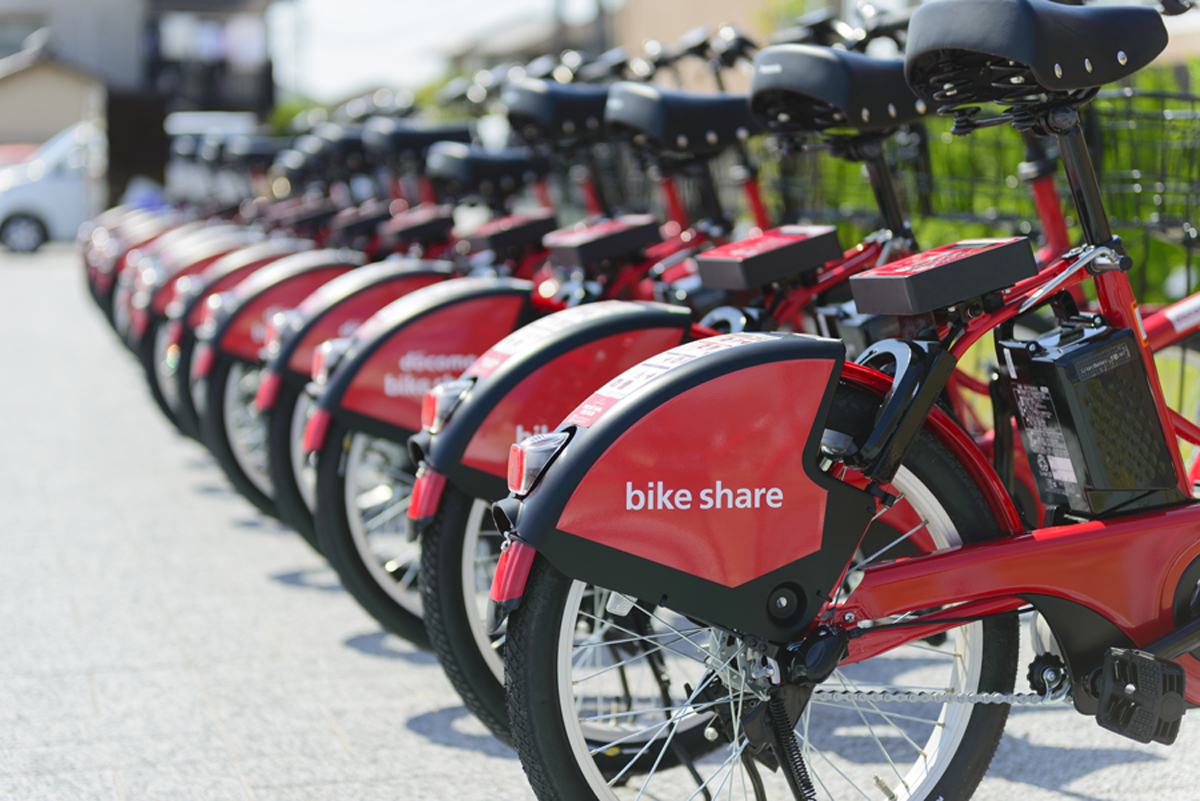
[850,237,1037,316]
[543,214,661,268]
[1096,648,1185,745]
[695,225,842,290]
[379,204,456,244]
[467,210,558,253]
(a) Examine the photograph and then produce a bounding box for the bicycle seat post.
[1045,107,1118,252]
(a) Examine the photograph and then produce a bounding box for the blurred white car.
[0,122,106,252]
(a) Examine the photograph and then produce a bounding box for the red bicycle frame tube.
[837,501,1200,699]
[1029,173,1071,267]
[1142,292,1200,352]
[418,177,438,206]
[533,179,554,212]
[772,241,885,324]
[659,176,690,229]
[604,230,712,299]
[740,174,772,232]
[578,177,605,218]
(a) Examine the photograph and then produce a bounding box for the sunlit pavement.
[0,245,1197,800]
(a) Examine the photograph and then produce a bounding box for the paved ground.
[2,245,1199,800]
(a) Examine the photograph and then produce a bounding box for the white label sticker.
[1164,294,1200,335]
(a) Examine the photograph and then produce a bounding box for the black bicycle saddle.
[424,142,550,197]
[905,0,1166,103]
[604,82,762,157]
[750,45,927,134]
[502,78,610,142]
[362,118,474,163]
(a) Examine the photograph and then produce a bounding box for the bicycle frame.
[825,116,1200,712]
[491,108,1200,720]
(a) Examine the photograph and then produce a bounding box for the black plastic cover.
[850,237,1037,316]
[815,300,899,362]
[378,204,456,244]
[543,215,661,268]
[467,210,558,253]
[696,225,842,290]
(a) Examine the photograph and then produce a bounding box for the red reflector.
[131,308,148,341]
[310,345,326,382]
[408,468,448,521]
[489,540,537,603]
[507,444,525,494]
[302,407,333,453]
[255,370,283,412]
[421,392,437,431]
[193,343,216,380]
[166,319,184,348]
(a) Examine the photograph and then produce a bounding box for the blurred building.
[0,0,276,201]
[0,28,104,144]
[445,12,608,78]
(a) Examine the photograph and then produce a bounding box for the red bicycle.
[494,4,1200,799]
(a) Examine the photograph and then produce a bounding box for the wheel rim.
[4,217,44,251]
[190,346,207,417]
[113,280,133,341]
[554,466,987,801]
[343,432,422,616]
[1154,344,1200,479]
[154,322,181,412]
[222,360,274,496]
[461,498,505,681]
[289,390,318,511]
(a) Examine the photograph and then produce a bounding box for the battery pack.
[998,321,1181,516]
[695,225,843,290]
[379,204,456,244]
[850,237,1037,316]
[543,215,661,268]
[467,210,558,253]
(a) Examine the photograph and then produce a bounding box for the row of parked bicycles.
[80,1,1200,798]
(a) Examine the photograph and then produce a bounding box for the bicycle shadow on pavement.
[271,567,345,593]
[986,725,1163,800]
[344,631,438,665]
[406,705,516,758]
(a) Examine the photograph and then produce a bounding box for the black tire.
[507,383,1019,801]
[95,272,119,328]
[422,491,728,761]
[315,419,430,649]
[1,214,47,252]
[173,331,203,441]
[201,353,278,518]
[268,378,321,552]
[420,487,509,740]
[137,315,186,434]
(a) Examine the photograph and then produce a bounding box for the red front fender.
[487,357,1024,629]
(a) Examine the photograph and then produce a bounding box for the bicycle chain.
[811,689,1064,706]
